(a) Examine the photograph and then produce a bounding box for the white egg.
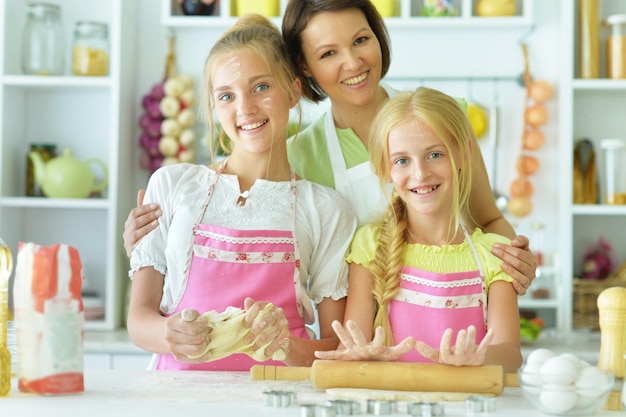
[539,385,577,414]
[575,367,611,398]
[526,348,555,366]
[521,362,543,387]
[558,353,582,374]
[540,355,579,385]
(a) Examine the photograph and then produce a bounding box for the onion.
[159,136,180,157]
[510,177,534,198]
[507,196,533,218]
[523,129,545,150]
[525,105,548,126]
[516,155,540,175]
[529,80,554,103]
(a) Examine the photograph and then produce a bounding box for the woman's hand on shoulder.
[164,308,212,363]
[314,320,415,362]
[415,326,493,367]
[491,234,537,295]
[243,297,291,360]
[123,189,162,257]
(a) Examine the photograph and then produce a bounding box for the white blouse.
[129,163,357,320]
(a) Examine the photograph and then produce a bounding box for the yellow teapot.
[28,149,108,198]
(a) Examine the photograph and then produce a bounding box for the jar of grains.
[72,21,109,76]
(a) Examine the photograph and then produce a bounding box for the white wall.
[129,0,560,262]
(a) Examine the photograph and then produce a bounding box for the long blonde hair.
[368,87,475,345]
[201,14,302,158]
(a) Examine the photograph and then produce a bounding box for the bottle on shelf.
[606,14,626,79]
[600,138,626,205]
[0,238,13,397]
[21,3,65,76]
[72,21,109,76]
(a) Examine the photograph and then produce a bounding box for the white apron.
[324,84,395,226]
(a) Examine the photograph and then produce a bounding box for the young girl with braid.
[315,87,522,373]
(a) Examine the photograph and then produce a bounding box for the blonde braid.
[370,194,408,346]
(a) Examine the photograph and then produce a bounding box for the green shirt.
[287,113,371,190]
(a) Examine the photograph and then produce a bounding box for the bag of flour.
[13,242,84,394]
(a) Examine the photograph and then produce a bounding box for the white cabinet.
[0,0,137,330]
[559,1,626,332]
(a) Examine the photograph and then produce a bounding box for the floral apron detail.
[324,83,396,226]
[156,162,308,371]
[388,226,487,363]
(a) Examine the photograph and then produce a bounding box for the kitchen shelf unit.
[0,0,137,330]
[161,0,532,29]
[559,0,626,332]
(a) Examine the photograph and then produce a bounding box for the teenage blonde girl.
[315,87,522,373]
[127,15,356,371]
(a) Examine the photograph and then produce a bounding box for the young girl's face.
[211,47,296,155]
[387,118,459,217]
[299,8,382,108]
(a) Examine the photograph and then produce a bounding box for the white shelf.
[2,75,112,89]
[0,197,110,210]
[0,0,137,331]
[573,78,626,91]
[160,0,533,29]
[572,204,626,216]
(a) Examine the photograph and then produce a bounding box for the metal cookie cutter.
[407,401,445,417]
[366,399,398,415]
[325,399,361,415]
[300,404,337,417]
[262,390,297,407]
[466,395,496,413]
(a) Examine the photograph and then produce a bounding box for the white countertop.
[4,369,623,417]
[85,328,604,364]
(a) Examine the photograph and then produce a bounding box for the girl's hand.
[415,326,494,367]
[123,189,161,257]
[492,235,537,295]
[314,320,415,362]
[244,297,291,359]
[164,308,212,363]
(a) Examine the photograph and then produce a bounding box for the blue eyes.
[217,83,270,102]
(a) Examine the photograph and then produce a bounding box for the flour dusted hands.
[415,326,494,367]
[165,308,212,363]
[244,297,292,360]
[314,320,415,361]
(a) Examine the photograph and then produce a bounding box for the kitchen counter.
[4,369,623,417]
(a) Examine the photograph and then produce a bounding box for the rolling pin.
[251,360,519,395]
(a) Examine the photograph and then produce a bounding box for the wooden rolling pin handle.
[250,362,519,391]
[250,365,311,381]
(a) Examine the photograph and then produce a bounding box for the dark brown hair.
[282,0,391,102]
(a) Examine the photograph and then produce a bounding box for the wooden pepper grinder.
[597,286,626,411]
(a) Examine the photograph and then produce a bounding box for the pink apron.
[389,226,487,363]
[156,163,309,371]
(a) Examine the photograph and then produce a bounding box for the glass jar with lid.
[72,21,109,76]
[21,3,65,75]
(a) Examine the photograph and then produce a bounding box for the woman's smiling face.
[299,7,383,108]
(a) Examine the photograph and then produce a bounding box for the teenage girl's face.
[211,48,297,156]
[387,118,459,218]
[299,8,382,108]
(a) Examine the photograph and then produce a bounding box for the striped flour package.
[13,242,84,395]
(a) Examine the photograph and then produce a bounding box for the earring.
[308,76,326,98]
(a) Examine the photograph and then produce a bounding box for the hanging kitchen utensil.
[488,80,509,213]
